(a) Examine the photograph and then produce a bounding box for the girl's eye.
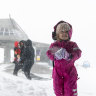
[60,31,68,33]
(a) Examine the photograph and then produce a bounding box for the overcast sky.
[0,0,96,66]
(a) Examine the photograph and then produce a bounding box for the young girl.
[46,21,82,96]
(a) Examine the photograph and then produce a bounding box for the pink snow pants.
[52,66,78,96]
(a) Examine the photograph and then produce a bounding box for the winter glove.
[62,49,70,60]
[55,48,63,60]
[55,48,70,60]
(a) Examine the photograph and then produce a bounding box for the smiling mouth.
[62,35,68,37]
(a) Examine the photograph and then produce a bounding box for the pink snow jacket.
[47,40,81,65]
[46,21,82,71]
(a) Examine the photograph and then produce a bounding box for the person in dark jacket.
[19,40,26,64]
[22,39,35,80]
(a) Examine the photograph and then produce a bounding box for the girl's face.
[58,31,69,40]
[56,23,70,41]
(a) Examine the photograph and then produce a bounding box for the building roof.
[0,18,28,41]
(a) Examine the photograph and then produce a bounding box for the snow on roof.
[0,18,28,41]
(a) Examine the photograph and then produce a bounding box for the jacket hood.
[19,40,25,44]
[52,20,72,40]
[26,39,32,46]
[19,40,25,47]
[14,41,19,47]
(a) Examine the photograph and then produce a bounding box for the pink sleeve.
[70,42,82,61]
[46,43,55,61]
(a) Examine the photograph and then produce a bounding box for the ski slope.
[0,63,96,96]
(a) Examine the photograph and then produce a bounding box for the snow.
[78,67,96,96]
[36,62,49,66]
[0,63,55,96]
[0,63,96,96]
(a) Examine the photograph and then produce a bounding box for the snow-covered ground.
[0,63,55,96]
[0,63,96,96]
[77,67,96,96]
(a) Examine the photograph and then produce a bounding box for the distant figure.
[13,41,22,76]
[46,21,82,96]
[22,39,35,80]
[19,40,25,64]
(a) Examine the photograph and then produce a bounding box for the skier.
[22,39,35,80]
[13,41,22,76]
[46,21,82,96]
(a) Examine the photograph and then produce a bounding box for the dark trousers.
[23,60,33,80]
[13,61,23,76]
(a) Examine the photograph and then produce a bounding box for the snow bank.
[0,64,55,96]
